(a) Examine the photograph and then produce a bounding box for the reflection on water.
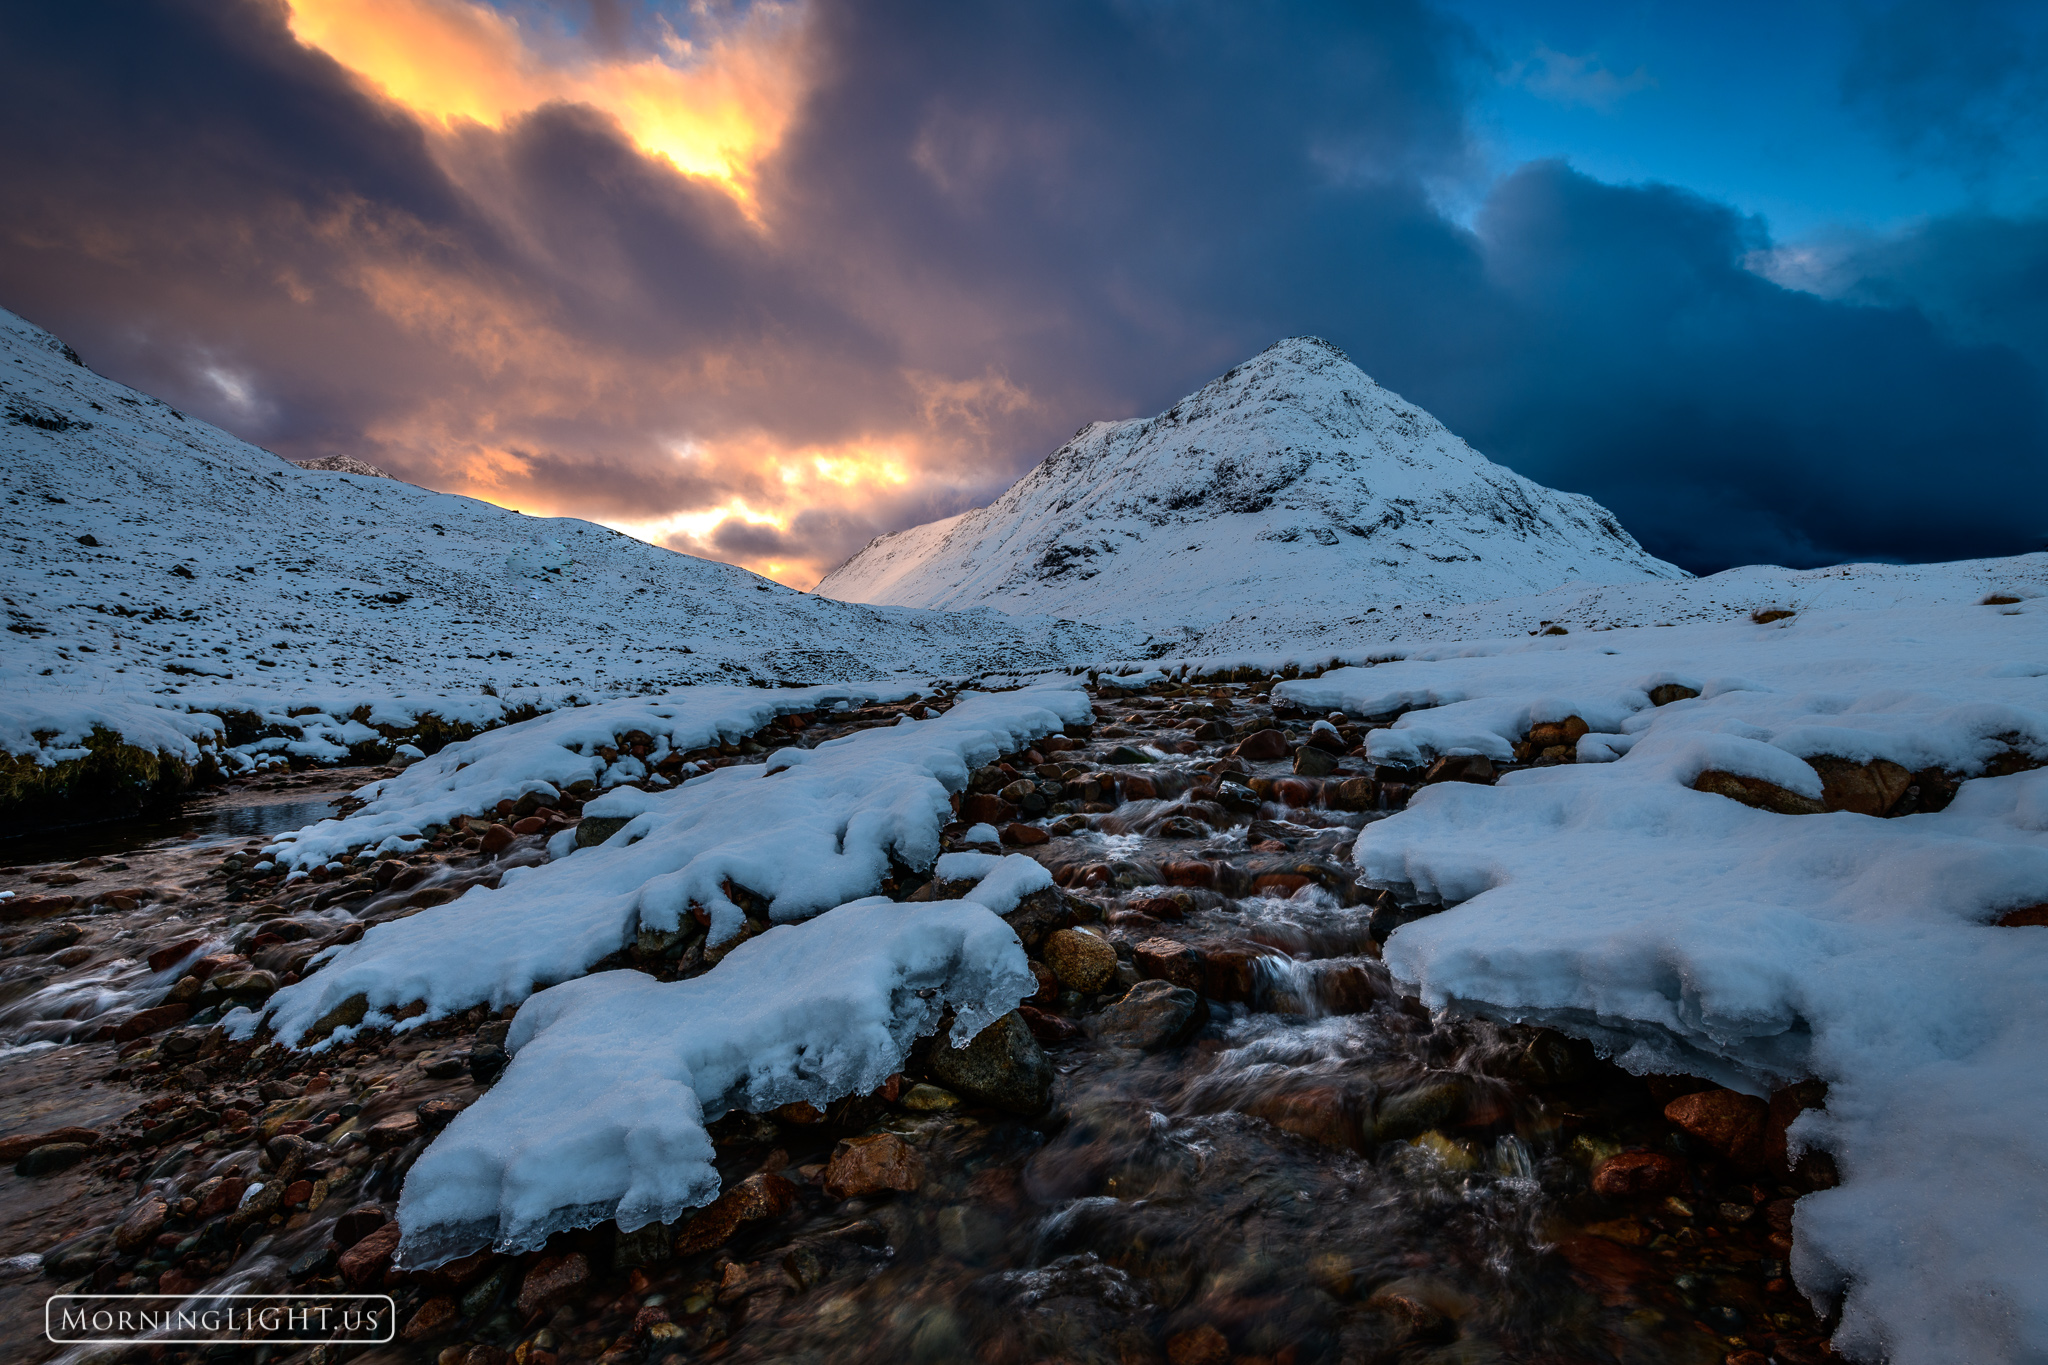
[0,796,341,867]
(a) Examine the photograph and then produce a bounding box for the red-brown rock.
[0,895,74,921]
[196,1177,246,1219]
[368,1111,421,1149]
[1159,860,1216,888]
[1018,1004,1080,1044]
[1234,729,1290,761]
[515,1252,590,1319]
[0,1126,99,1162]
[147,939,205,972]
[1166,1323,1232,1365]
[1423,754,1495,785]
[1242,1086,1364,1150]
[113,1199,169,1253]
[511,815,546,835]
[401,1296,460,1340]
[478,823,516,854]
[673,1172,796,1255]
[959,793,1018,825]
[1591,1151,1686,1197]
[1692,770,1825,815]
[1996,903,2048,928]
[1132,937,1203,990]
[339,1223,401,1286]
[1664,1088,1769,1169]
[823,1132,924,1199]
[114,1003,192,1041]
[1001,823,1049,846]
[331,1203,387,1248]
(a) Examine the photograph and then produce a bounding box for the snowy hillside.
[0,308,1138,806]
[817,337,1684,646]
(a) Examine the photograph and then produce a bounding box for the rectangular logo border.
[45,1292,398,1345]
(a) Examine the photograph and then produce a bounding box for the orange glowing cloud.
[285,0,804,210]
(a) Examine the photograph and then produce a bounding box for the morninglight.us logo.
[46,1293,395,1345]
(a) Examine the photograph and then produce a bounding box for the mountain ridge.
[817,336,1684,649]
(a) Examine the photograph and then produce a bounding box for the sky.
[1,0,2043,587]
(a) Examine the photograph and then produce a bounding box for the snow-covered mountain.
[0,308,1138,798]
[817,337,1684,648]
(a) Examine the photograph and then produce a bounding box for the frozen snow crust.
[257,683,1090,1046]
[265,683,907,870]
[817,335,1683,647]
[0,308,1135,797]
[1275,582,2048,1364]
[394,894,1034,1268]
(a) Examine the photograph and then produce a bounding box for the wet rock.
[332,1203,387,1249]
[1104,745,1154,765]
[959,793,1019,826]
[823,1132,925,1198]
[208,969,278,1002]
[113,1003,192,1041]
[113,1198,168,1253]
[196,1177,247,1219]
[1131,937,1203,991]
[1166,1324,1231,1365]
[1018,1004,1081,1045]
[1234,729,1290,761]
[304,992,369,1044]
[1003,887,1080,950]
[0,1126,99,1162]
[928,1011,1053,1114]
[1159,860,1216,889]
[467,1045,508,1083]
[1665,1088,1769,1169]
[401,1296,461,1341]
[1692,770,1825,815]
[1243,1086,1364,1150]
[901,1083,960,1111]
[1373,1079,1468,1141]
[1328,776,1377,810]
[1044,927,1119,992]
[368,1111,421,1149]
[1002,822,1050,847]
[417,1096,468,1130]
[1422,754,1494,785]
[1,894,75,921]
[478,823,516,854]
[1592,1151,1686,1197]
[1807,755,1912,816]
[14,1143,91,1177]
[1194,943,1264,1001]
[1292,745,1338,777]
[1997,904,2048,928]
[147,937,204,971]
[1097,979,1203,1050]
[340,1222,401,1286]
[514,1251,590,1318]
[674,1171,797,1254]
[1648,683,1699,706]
[574,815,632,848]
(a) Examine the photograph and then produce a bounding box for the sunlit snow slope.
[0,308,1138,779]
[818,337,1684,647]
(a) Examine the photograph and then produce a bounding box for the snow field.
[255,683,1091,1047]
[1277,592,2048,1364]
[393,893,1036,1268]
[266,683,910,870]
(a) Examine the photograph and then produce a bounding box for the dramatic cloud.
[0,0,2042,584]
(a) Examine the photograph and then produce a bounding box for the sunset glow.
[285,0,803,210]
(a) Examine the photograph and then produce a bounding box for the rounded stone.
[1043,927,1118,992]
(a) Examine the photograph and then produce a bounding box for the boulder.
[1043,928,1118,992]
[1592,1151,1685,1197]
[1097,979,1203,1050]
[574,815,633,848]
[1807,756,1912,817]
[674,1171,797,1254]
[15,1143,90,1177]
[1234,729,1290,761]
[1292,746,1338,778]
[823,1132,925,1198]
[1422,754,1494,785]
[1692,771,1825,816]
[0,1127,98,1162]
[514,1252,590,1318]
[927,1011,1054,1114]
[1132,937,1204,991]
[1664,1088,1769,1169]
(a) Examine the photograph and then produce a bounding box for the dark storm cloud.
[1843,0,2048,175]
[0,0,2042,583]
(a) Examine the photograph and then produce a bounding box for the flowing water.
[0,695,1839,1365]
